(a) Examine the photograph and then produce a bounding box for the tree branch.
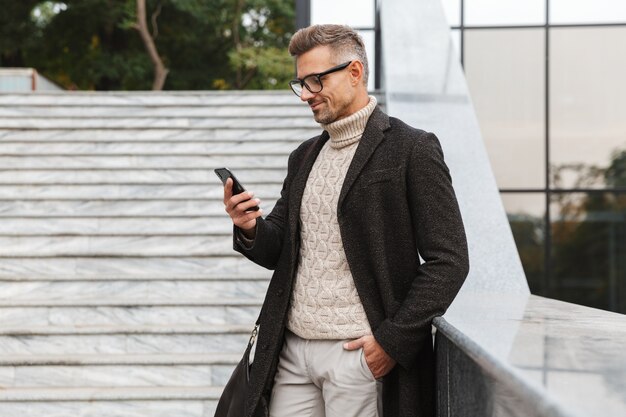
[134,0,168,90]
[151,3,162,39]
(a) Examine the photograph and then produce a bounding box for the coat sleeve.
[232,144,301,270]
[373,131,469,369]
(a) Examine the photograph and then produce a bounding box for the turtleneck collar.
[321,96,377,149]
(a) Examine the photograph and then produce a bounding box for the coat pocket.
[356,167,401,188]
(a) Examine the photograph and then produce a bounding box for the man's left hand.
[343,335,397,379]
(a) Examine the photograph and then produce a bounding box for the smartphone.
[214,167,259,211]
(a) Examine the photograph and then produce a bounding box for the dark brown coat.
[234,107,469,417]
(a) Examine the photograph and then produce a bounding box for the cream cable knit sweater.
[286,96,377,339]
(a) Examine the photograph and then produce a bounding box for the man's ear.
[349,61,364,86]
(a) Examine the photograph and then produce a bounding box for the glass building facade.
[305,0,626,314]
[442,0,626,313]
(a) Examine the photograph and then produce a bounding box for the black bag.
[214,324,259,417]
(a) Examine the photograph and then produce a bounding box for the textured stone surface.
[0,91,305,415]
[436,294,626,417]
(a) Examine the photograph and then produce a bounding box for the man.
[223,24,469,417]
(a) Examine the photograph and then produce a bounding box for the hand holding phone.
[215,167,259,211]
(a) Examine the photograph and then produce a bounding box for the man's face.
[296,46,356,124]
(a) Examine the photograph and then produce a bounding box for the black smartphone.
[214,167,259,211]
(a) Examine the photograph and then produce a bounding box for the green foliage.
[0,0,295,90]
[228,46,293,89]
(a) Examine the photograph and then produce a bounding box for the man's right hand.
[223,178,263,239]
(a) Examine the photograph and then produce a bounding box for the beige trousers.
[269,330,382,417]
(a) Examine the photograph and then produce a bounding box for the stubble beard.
[310,98,352,124]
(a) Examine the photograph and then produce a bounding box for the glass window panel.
[502,192,547,295]
[549,28,626,189]
[464,29,546,189]
[465,0,546,26]
[311,0,375,27]
[442,0,461,27]
[550,192,626,313]
[550,0,626,24]
[357,30,375,91]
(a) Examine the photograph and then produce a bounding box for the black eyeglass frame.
[289,61,353,97]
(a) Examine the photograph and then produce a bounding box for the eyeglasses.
[289,61,352,97]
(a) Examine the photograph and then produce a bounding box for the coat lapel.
[338,107,391,210]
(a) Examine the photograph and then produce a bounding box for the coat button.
[277,288,284,296]
[262,343,269,350]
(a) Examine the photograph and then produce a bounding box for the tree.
[0,0,295,90]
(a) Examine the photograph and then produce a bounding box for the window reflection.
[465,0,546,26]
[550,27,626,189]
[311,0,375,27]
[550,192,626,313]
[502,193,546,296]
[550,0,626,24]
[465,29,545,189]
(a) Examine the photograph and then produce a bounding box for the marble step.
[0,362,237,388]
[0,200,276,217]
[0,90,300,105]
[0,184,280,200]
[0,387,220,417]
[0,154,289,169]
[0,280,269,301]
[0,168,286,184]
[0,117,316,129]
[0,300,262,327]
[0,327,252,355]
[0,105,311,118]
[0,256,268,279]
[0,216,240,235]
[0,127,320,142]
[0,353,239,366]
[0,140,298,155]
[0,235,242,256]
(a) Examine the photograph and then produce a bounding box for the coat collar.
[288,106,391,230]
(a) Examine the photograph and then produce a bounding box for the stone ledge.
[435,293,626,417]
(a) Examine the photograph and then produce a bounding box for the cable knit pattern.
[286,96,377,339]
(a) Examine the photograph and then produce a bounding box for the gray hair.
[288,24,369,86]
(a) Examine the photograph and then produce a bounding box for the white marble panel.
[0,400,209,417]
[0,154,289,169]
[0,127,320,142]
[2,364,213,387]
[0,280,269,301]
[0,117,316,129]
[0,91,300,105]
[0,304,261,326]
[0,168,287,184]
[124,333,250,355]
[0,385,222,401]
[0,200,276,217]
[0,216,238,235]
[0,184,280,201]
[0,140,298,155]
[0,235,235,256]
[0,105,311,118]
[0,333,249,354]
[0,256,269,279]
